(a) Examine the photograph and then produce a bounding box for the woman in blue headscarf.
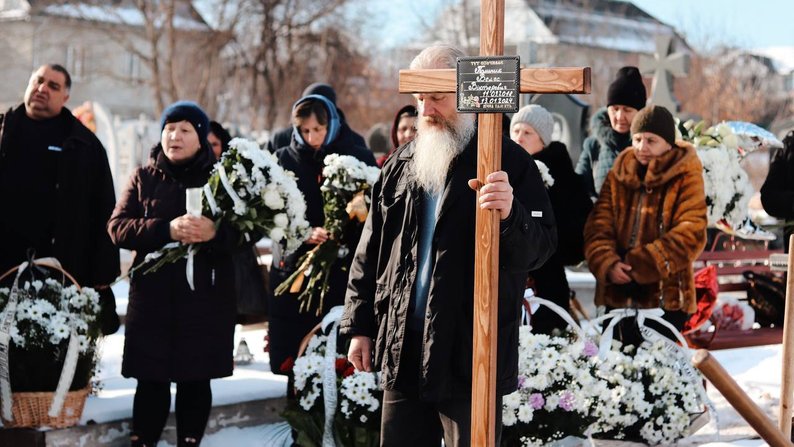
[268,94,376,376]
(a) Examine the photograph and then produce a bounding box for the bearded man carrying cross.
[340,44,557,446]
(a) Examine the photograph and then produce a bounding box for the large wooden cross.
[398,1,590,445]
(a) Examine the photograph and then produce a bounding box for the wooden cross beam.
[397,1,590,446]
[399,67,591,95]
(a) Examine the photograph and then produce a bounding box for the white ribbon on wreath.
[589,307,718,439]
[526,297,719,441]
[320,306,344,447]
[0,259,82,421]
[217,165,246,215]
[203,183,220,216]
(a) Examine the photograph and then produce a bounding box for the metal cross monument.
[398,0,590,445]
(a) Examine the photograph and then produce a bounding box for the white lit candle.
[185,188,202,217]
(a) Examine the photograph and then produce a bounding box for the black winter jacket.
[267,129,376,374]
[0,105,119,287]
[108,144,237,381]
[760,131,794,251]
[267,110,367,152]
[340,134,557,401]
[529,141,592,333]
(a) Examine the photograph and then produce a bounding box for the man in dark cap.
[267,82,368,152]
[0,64,120,334]
[575,66,647,201]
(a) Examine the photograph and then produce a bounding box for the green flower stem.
[274,239,340,316]
[117,244,192,284]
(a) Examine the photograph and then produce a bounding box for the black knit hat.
[630,105,676,146]
[160,101,210,144]
[607,66,647,111]
[302,82,337,105]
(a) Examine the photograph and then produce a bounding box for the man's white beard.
[411,113,475,195]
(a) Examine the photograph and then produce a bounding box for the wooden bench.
[694,249,783,292]
[686,249,784,350]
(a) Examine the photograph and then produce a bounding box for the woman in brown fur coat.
[584,105,707,344]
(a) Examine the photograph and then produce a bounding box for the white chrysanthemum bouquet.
[681,119,753,228]
[588,341,706,445]
[0,280,99,353]
[282,307,381,447]
[0,276,101,395]
[501,326,603,446]
[501,298,710,446]
[275,154,380,315]
[134,137,310,278]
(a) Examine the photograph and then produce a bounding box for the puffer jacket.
[341,133,557,402]
[584,141,707,313]
[575,108,632,201]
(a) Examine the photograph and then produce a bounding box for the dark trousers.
[131,379,212,446]
[380,329,503,447]
[381,389,503,447]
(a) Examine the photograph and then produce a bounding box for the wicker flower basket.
[1,387,90,429]
[0,259,94,429]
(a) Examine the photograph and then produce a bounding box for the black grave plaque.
[456,56,520,113]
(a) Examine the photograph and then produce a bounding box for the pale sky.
[364,0,794,51]
[627,0,794,50]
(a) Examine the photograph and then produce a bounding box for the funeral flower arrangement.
[275,154,380,315]
[0,279,100,354]
[501,328,603,446]
[0,268,100,421]
[282,307,382,447]
[681,119,753,228]
[534,160,555,189]
[135,137,310,279]
[501,299,709,446]
[587,340,706,445]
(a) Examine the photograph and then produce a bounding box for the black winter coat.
[0,105,119,288]
[108,145,237,381]
[267,134,376,374]
[761,131,794,252]
[340,134,557,401]
[267,111,367,152]
[529,141,593,333]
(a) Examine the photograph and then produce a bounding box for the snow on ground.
[678,345,781,446]
[88,324,780,446]
[82,324,286,425]
[156,424,290,447]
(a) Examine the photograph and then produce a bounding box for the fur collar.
[612,140,700,189]
[589,107,631,151]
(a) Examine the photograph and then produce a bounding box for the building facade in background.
[0,0,220,119]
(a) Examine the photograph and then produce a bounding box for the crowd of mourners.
[1,42,792,446]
